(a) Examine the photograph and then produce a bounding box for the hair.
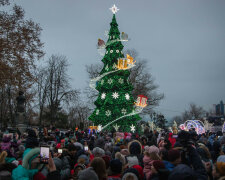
[91,157,107,180]
[144,152,160,160]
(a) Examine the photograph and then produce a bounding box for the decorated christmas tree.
[89,5,144,132]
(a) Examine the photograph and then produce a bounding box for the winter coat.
[163,161,175,171]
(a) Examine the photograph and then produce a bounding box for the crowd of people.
[0,126,225,180]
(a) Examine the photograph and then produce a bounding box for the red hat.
[132,165,144,179]
[152,160,165,171]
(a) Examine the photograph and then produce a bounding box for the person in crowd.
[143,145,160,179]
[150,160,170,180]
[163,149,181,171]
[108,159,122,180]
[90,157,107,180]
[2,125,225,180]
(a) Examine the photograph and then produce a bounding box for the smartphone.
[58,149,63,154]
[173,135,178,138]
[40,146,49,164]
[84,146,88,151]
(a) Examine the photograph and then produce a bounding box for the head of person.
[151,160,165,174]
[109,159,122,175]
[128,140,142,156]
[92,147,105,157]
[90,157,107,180]
[168,149,181,165]
[213,155,225,179]
[74,164,86,177]
[122,168,139,180]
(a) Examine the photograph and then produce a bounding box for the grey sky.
[16,0,225,119]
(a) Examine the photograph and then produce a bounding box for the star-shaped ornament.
[118,78,124,84]
[101,93,106,100]
[113,124,120,131]
[130,124,135,133]
[112,92,119,99]
[125,93,130,100]
[110,4,119,14]
[108,78,113,84]
[105,110,111,117]
[121,108,127,115]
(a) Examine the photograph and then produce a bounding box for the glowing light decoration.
[110,4,119,14]
[135,95,148,107]
[130,124,135,133]
[97,125,102,132]
[179,120,205,135]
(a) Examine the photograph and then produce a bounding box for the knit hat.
[77,167,99,180]
[122,168,139,180]
[145,145,160,155]
[110,159,122,174]
[93,147,105,157]
[216,162,225,176]
[168,149,180,162]
[74,163,86,170]
[74,142,83,150]
[78,154,89,166]
[152,160,165,171]
[217,155,225,163]
[128,140,142,155]
[132,165,144,179]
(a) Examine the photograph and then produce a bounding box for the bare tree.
[85,49,164,115]
[172,103,206,126]
[35,55,79,126]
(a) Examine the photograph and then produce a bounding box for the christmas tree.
[89,5,141,132]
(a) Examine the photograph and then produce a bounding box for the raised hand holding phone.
[40,146,49,164]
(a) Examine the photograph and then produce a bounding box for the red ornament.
[135,95,148,107]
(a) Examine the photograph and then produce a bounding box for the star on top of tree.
[110,4,119,14]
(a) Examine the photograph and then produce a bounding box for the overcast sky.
[15,0,225,119]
